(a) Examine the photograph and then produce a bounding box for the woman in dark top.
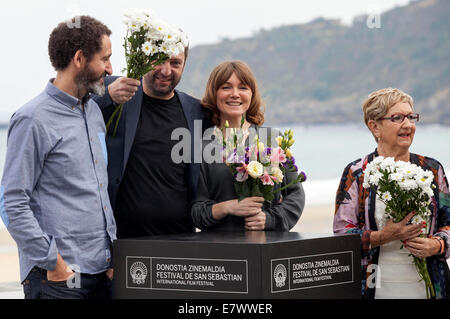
[191,60,305,232]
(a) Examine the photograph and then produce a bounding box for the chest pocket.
[97,132,108,165]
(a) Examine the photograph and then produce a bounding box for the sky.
[0,0,411,122]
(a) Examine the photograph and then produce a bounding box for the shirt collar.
[45,79,91,110]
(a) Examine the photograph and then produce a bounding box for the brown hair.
[201,60,264,126]
[48,16,112,71]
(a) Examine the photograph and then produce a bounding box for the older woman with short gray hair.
[334,88,450,299]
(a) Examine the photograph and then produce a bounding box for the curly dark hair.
[48,16,112,71]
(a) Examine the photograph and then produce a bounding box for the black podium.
[113,232,361,299]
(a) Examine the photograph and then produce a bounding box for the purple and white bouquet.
[217,117,306,202]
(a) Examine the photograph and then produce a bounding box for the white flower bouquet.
[363,156,436,298]
[106,8,189,135]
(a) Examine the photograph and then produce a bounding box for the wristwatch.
[431,236,445,255]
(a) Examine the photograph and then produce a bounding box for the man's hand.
[47,253,74,282]
[108,77,141,104]
[106,268,114,281]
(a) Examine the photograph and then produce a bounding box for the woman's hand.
[371,212,424,247]
[383,212,425,241]
[212,197,264,220]
[245,211,266,231]
[404,237,441,258]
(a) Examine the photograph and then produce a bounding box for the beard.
[144,70,181,98]
[76,65,107,96]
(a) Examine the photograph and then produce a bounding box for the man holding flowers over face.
[94,9,210,238]
[1,16,116,299]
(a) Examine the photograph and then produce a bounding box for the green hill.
[178,0,450,125]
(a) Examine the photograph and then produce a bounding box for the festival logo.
[127,257,151,289]
[130,261,148,285]
[273,263,287,288]
[271,258,289,292]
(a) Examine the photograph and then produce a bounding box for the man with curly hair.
[0,16,116,299]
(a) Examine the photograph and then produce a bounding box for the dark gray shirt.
[0,80,116,282]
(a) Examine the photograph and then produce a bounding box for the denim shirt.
[0,80,117,282]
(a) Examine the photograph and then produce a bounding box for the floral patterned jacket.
[334,150,450,299]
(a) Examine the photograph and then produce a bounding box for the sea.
[0,123,449,229]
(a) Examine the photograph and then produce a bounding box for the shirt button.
[100,183,103,188]
[104,205,107,210]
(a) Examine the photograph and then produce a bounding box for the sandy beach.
[0,229,19,284]
[0,227,22,298]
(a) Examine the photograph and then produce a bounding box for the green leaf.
[235,183,248,201]
[251,182,263,197]
[264,192,274,202]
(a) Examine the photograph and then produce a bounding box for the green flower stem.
[413,256,435,299]
[105,103,123,136]
[273,174,305,194]
[112,102,124,137]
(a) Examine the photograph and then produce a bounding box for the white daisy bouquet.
[216,116,306,202]
[106,8,189,135]
[363,156,436,298]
